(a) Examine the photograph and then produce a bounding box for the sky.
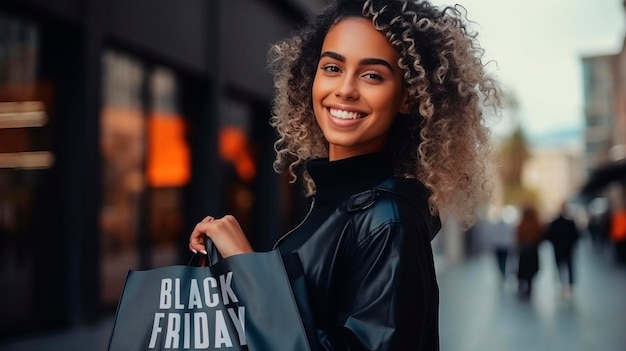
[430,0,626,147]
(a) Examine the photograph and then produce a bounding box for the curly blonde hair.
[267,0,501,226]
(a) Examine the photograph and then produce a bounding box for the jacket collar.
[375,177,441,240]
[307,152,394,205]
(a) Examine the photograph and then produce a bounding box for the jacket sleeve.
[319,221,439,351]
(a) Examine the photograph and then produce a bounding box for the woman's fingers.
[189,218,214,254]
[189,226,207,255]
[189,215,214,254]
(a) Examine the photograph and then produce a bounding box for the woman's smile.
[328,107,366,120]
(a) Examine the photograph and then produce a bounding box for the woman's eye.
[363,73,383,81]
[321,65,340,73]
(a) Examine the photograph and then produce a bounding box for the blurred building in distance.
[0,0,326,342]
[582,55,619,169]
[579,1,626,261]
[523,145,585,219]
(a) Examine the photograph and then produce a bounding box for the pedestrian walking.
[516,205,544,299]
[189,0,501,349]
[480,212,515,282]
[610,209,626,264]
[545,202,580,298]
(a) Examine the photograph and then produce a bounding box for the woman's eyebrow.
[320,51,345,62]
[359,58,393,71]
[320,51,394,71]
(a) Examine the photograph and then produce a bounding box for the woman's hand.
[189,215,254,258]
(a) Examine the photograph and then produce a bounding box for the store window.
[100,50,189,306]
[146,67,190,267]
[219,99,257,236]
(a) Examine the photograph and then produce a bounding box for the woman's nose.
[335,76,359,100]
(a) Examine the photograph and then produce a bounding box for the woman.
[190,0,500,349]
[516,205,544,299]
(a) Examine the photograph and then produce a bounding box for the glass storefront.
[218,99,257,239]
[0,13,55,335]
[0,0,306,343]
[100,50,190,307]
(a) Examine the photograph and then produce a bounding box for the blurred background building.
[0,0,326,341]
[523,146,584,219]
[579,16,626,262]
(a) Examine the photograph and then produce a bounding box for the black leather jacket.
[276,177,441,351]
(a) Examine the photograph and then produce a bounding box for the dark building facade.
[0,0,322,340]
[579,2,626,263]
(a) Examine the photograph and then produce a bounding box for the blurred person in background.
[189,0,501,349]
[516,205,544,299]
[482,210,515,284]
[587,198,611,249]
[587,211,608,248]
[545,202,580,298]
[611,208,626,265]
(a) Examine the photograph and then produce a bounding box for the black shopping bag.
[108,247,315,350]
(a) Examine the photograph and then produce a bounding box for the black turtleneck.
[278,152,394,252]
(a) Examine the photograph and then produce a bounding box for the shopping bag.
[107,242,315,351]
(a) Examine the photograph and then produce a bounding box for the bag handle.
[204,236,222,265]
[187,236,222,267]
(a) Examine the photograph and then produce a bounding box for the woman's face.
[312,17,408,161]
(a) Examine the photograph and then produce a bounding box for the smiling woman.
[268,1,501,220]
[190,0,501,349]
[312,18,409,160]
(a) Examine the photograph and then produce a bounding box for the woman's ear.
[399,92,410,114]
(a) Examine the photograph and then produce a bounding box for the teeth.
[329,108,364,120]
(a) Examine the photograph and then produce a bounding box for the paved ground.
[438,240,626,351]
[1,239,625,351]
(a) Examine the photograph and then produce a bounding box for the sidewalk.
[438,239,626,351]
[1,239,625,350]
